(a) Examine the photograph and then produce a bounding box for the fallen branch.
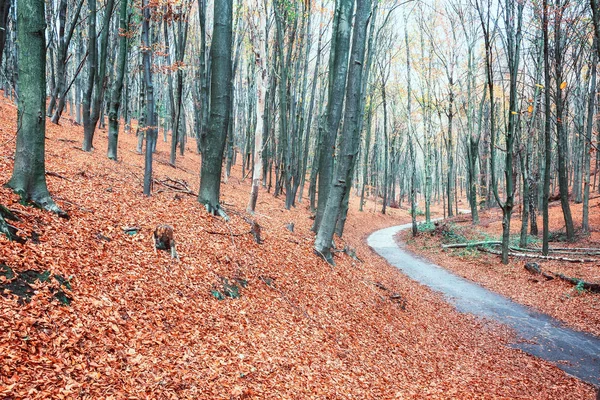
[535,246,600,253]
[511,246,600,257]
[442,241,502,249]
[205,229,248,237]
[477,246,598,263]
[153,177,195,196]
[524,262,555,281]
[54,196,93,213]
[554,273,600,294]
[46,171,73,182]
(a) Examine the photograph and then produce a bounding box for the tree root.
[203,203,230,222]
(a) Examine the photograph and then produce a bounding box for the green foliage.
[417,221,435,233]
[509,234,540,248]
[457,247,480,258]
[440,224,467,244]
[211,277,247,300]
[574,280,585,294]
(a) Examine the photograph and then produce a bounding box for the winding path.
[368,223,600,387]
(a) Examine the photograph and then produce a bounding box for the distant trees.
[2,0,600,259]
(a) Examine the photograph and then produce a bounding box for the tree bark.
[141,0,156,195]
[198,0,233,213]
[8,0,63,215]
[0,0,10,69]
[107,0,129,160]
[554,0,575,240]
[314,0,368,263]
[312,0,354,232]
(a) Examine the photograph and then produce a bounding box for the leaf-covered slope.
[0,97,594,398]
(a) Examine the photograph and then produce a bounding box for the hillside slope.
[0,97,595,398]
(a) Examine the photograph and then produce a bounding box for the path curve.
[367,223,600,386]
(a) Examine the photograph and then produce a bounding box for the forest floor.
[0,95,597,398]
[401,200,600,338]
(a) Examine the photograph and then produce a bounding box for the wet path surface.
[368,223,600,386]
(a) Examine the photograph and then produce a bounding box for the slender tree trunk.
[542,0,552,254]
[247,0,266,213]
[82,0,115,151]
[554,0,575,240]
[583,40,598,233]
[0,0,10,69]
[107,0,129,160]
[141,0,156,195]
[81,0,97,150]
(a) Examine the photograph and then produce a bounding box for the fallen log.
[511,246,600,256]
[524,262,554,280]
[442,241,502,249]
[554,273,600,294]
[477,246,598,263]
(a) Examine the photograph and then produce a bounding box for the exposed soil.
[0,96,596,398]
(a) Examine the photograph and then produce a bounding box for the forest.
[1,0,600,397]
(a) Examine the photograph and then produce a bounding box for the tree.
[314,0,370,263]
[142,0,157,196]
[553,0,575,241]
[82,0,115,151]
[312,0,354,232]
[47,0,84,123]
[8,0,63,215]
[477,0,524,264]
[107,0,130,160]
[198,0,233,215]
[542,0,552,255]
[0,0,12,72]
[247,0,267,213]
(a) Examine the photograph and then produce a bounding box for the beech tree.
[8,0,63,216]
[315,0,370,263]
[198,0,233,215]
[107,0,131,160]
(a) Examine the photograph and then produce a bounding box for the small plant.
[457,247,480,258]
[417,221,435,233]
[574,280,585,295]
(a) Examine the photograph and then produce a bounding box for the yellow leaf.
[511,111,518,115]
[535,83,544,88]
[560,81,567,90]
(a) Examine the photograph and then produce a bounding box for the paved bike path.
[367,223,600,386]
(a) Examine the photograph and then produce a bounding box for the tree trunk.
[141,0,156,195]
[312,0,354,232]
[107,0,129,160]
[554,0,575,240]
[314,0,368,263]
[0,0,10,69]
[8,0,62,215]
[247,0,266,214]
[82,0,115,151]
[583,40,597,233]
[198,0,233,212]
